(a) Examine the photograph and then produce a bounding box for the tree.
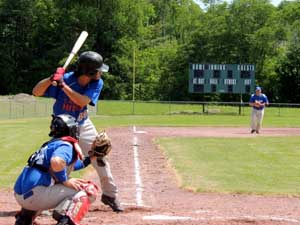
[276,21,300,103]
[0,0,34,94]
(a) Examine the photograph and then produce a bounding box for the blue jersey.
[249,93,269,110]
[44,72,103,124]
[14,139,86,195]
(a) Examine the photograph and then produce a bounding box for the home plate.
[143,215,195,221]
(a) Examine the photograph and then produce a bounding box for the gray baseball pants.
[14,184,77,211]
[79,118,118,198]
[251,108,265,132]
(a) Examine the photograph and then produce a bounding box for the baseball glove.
[89,131,112,167]
[254,100,261,107]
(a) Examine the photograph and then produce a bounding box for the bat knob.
[52,81,58,86]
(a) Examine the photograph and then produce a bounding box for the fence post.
[132,100,135,115]
[9,99,12,118]
[239,94,242,115]
[22,103,25,117]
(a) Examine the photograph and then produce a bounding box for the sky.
[194,0,289,8]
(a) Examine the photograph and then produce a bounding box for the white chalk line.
[132,126,144,207]
[133,125,147,134]
[143,214,300,223]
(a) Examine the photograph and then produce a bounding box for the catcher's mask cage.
[77,51,109,77]
[49,114,79,140]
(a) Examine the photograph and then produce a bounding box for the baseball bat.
[52,31,89,86]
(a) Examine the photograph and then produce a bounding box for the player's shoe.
[256,130,259,134]
[56,215,75,225]
[101,194,123,212]
[15,208,37,225]
[251,129,256,133]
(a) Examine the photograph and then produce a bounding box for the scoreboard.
[188,63,255,94]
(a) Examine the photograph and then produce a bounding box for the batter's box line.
[143,214,300,223]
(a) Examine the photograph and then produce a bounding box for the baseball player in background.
[14,114,99,225]
[32,51,123,212]
[249,86,269,134]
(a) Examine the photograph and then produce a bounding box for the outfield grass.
[93,114,300,128]
[156,137,300,196]
[97,100,300,118]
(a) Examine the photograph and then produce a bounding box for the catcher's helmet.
[49,114,79,140]
[78,51,109,76]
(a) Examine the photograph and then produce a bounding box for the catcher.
[14,114,99,225]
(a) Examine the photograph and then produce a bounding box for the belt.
[23,190,34,200]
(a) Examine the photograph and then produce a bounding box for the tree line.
[0,0,299,103]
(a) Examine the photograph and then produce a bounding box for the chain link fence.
[1,95,299,119]
[0,94,96,120]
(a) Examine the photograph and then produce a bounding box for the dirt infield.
[1,127,300,225]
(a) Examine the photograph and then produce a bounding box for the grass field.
[96,100,300,118]
[0,100,300,195]
[157,137,300,196]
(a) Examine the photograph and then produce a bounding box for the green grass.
[156,137,300,195]
[0,118,50,187]
[0,109,299,196]
[93,114,300,128]
[97,100,300,118]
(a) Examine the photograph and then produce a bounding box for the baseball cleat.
[101,194,123,212]
[56,215,75,225]
[251,129,256,133]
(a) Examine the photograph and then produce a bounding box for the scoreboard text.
[188,63,255,94]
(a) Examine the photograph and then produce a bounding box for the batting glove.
[50,67,65,88]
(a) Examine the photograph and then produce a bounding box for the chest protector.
[27,136,83,172]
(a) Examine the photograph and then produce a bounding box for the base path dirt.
[1,127,300,225]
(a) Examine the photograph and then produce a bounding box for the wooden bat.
[52,31,89,86]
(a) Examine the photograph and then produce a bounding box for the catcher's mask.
[77,51,109,77]
[49,114,79,140]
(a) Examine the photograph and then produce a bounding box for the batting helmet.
[49,114,79,140]
[77,51,109,76]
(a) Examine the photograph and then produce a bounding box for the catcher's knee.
[53,184,98,225]
[53,191,90,225]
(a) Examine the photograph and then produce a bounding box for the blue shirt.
[44,72,103,124]
[14,139,85,195]
[249,93,269,110]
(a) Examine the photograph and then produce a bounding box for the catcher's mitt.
[89,131,112,167]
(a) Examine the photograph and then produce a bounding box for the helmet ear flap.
[49,114,56,137]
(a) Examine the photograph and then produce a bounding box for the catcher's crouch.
[14,115,98,225]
